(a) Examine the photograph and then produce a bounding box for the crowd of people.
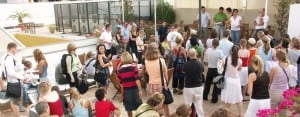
[0,5,299,117]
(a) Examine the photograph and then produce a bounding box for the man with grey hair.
[182,48,205,116]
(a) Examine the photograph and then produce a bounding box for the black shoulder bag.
[159,58,174,104]
[5,55,22,98]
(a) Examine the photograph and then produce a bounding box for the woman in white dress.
[221,45,243,117]
[238,39,250,100]
[245,55,270,117]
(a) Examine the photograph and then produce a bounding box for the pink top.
[225,56,242,79]
[145,59,167,84]
[270,64,293,90]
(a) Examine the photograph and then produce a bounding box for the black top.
[158,26,168,42]
[251,71,270,99]
[183,59,204,88]
[129,33,137,47]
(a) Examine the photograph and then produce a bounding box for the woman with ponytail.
[257,36,276,69]
[221,45,243,117]
[238,39,250,100]
[245,55,270,117]
[269,50,297,109]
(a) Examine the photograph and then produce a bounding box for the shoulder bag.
[159,58,174,104]
[280,65,291,88]
[213,57,228,89]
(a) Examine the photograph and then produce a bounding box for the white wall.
[0,2,55,27]
[288,4,300,38]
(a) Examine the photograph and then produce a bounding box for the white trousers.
[183,86,204,117]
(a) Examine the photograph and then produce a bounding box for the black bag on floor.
[78,78,89,94]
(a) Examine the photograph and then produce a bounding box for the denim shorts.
[123,87,142,111]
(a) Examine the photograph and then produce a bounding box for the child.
[95,88,120,117]
[22,59,36,105]
[238,39,250,101]
[35,101,51,117]
[170,104,192,117]
[210,108,232,117]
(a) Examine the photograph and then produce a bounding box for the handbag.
[6,81,22,98]
[213,57,228,89]
[159,58,174,104]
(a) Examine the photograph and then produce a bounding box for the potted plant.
[8,11,31,31]
[48,25,56,33]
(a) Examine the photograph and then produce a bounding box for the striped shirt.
[118,64,139,88]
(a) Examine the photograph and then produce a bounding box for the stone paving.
[0,82,250,117]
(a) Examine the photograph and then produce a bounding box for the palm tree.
[8,11,31,24]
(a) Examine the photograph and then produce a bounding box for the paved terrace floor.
[0,66,250,117]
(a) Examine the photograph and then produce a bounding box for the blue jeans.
[23,83,36,104]
[231,30,241,45]
[216,25,225,40]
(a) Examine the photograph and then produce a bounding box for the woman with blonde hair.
[129,26,138,55]
[39,82,64,116]
[245,55,270,117]
[288,37,300,66]
[68,87,92,117]
[135,92,165,117]
[144,42,169,116]
[118,51,143,117]
[238,39,250,100]
[255,31,266,48]
[269,50,297,109]
[66,43,82,88]
[257,36,275,69]
[33,49,48,82]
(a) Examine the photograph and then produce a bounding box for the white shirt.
[218,38,234,57]
[136,36,145,52]
[208,49,224,68]
[201,12,211,27]
[206,38,214,49]
[84,58,96,75]
[230,16,242,30]
[255,15,269,29]
[224,56,242,79]
[2,53,24,83]
[100,31,113,49]
[185,39,204,52]
[167,31,183,49]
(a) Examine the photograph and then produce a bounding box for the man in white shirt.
[99,24,114,57]
[254,8,269,40]
[218,31,234,57]
[167,25,183,50]
[2,42,27,117]
[199,6,211,43]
